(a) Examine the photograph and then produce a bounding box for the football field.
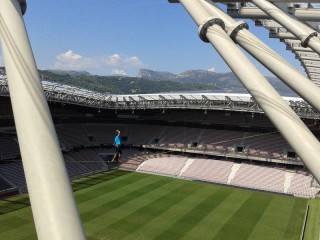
[0,170,318,240]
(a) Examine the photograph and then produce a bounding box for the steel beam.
[228,6,320,22]
[269,31,297,39]
[296,56,320,61]
[251,0,320,55]
[0,1,86,239]
[202,0,320,112]
[170,0,320,184]
[302,61,320,67]
[307,67,320,73]
[290,46,315,52]
[309,73,320,79]
[292,8,320,22]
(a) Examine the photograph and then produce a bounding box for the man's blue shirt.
[115,135,121,146]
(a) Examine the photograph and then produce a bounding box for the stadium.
[0,0,320,240]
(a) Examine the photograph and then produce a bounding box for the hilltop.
[0,67,297,96]
[137,69,297,96]
[38,70,219,94]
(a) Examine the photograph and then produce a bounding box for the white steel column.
[173,0,320,183]
[0,1,86,239]
[251,0,320,55]
[201,0,320,113]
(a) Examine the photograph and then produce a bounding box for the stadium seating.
[287,172,320,198]
[0,106,318,199]
[0,175,14,191]
[0,136,20,159]
[133,156,319,198]
[180,158,233,184]
[55,124,88,148]
[231,163,285,193]
[52,123,294,162]
[0,162,27,192]
[69,149,108,172]
[137,156,188,176]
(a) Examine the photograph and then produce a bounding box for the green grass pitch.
[0,170,318,240]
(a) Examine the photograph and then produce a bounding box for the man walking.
[111,129,122,162]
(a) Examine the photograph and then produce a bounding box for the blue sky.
[2,0,306,76]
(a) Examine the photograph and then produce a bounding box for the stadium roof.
[0,79,319,119]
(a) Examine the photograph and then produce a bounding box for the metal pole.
[0,1,86,239]
[201,0,320,112]
[228,7,320,22]
[251,0,320,55]
[172,0,320,183]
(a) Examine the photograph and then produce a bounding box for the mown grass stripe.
[72,170,131,192]
[2,224,37,240]
[81,176,173,222]
[0,208,34,235]
[85,178,202,237]
[180,189,253,240]
[153,187,234,240]
[0,171,313,240]
[75,171,147,204]
[91,180,207,239]
[304,198,320,240]
[85,177,185,236]
[0,194,30,216]
[123,181,223,240]
[213,192,273,240]
[78,174,171,219]
[283,198,308,240]
[76,172,153,206]
[247,195,302,240]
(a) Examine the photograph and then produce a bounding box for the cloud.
[53,50,146,75]
[54,50,99,70]
[208,67,215,72]
[112,69,127,76]
[104,54,145,68]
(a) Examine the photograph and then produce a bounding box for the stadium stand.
[180,158,234,184]
[118,149,154,170]
[0,174,14,191]
[199,129,244,153]
[244,133,288,159]
[55,124,88,148]
[287,171,320,198]
[0,98,13,116]
[134,156,319,198]
[85,123,126,145]
[127,124,163,146]
[0,162,27,192]
[0,97,319,199]
[0,135,20,159]
[231,163,285,193]
[137,156,188,176]
[69,149,108,172]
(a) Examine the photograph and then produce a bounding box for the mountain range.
[0,66,298,96]
[137,69,298,96]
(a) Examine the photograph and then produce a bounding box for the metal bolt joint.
[18,0,27,15]
[301,32,318,48]
[198,18,225,43]
[228,21,249,43]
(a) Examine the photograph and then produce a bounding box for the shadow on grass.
[72,170,132,192]
[0,170,131,216]
[0,194,30,215]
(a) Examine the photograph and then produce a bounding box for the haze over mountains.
[0,66,297,96]
[137,69,298,96]
[48,68,298,96]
